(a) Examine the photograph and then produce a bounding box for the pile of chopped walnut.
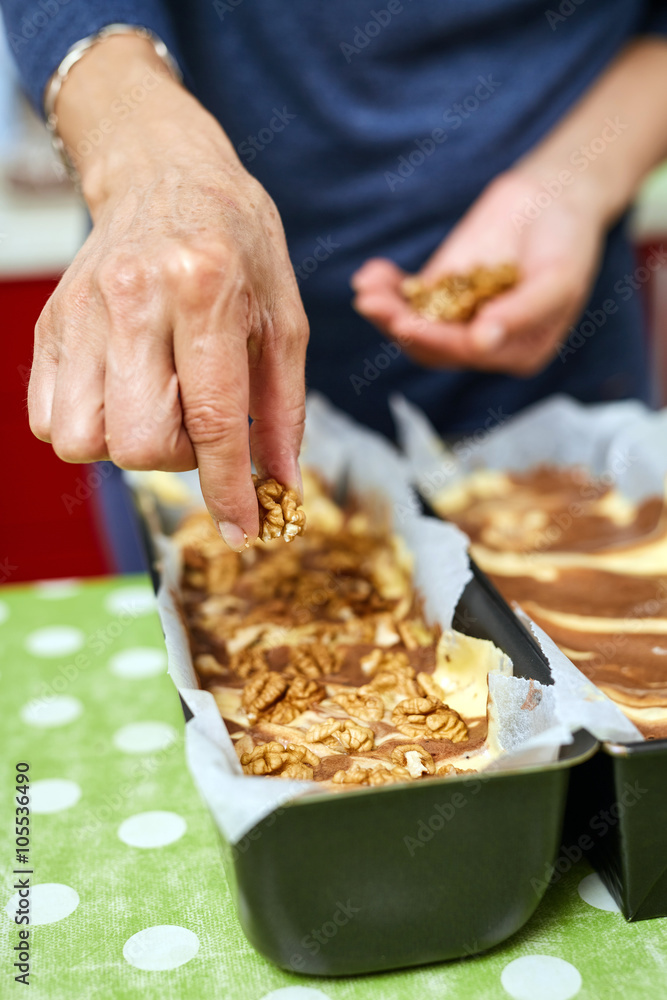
[401,263,519,323]
[174,469,479,790]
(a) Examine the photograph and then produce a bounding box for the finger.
[104,337,196,473]
[50,349,108,462]
[172,260,259,550]
[350,257,406,293]
[248,302,308,495]
[468,267,578,351]
[28,304,59,443]
[354,286,477,368]
[96,253,196,473]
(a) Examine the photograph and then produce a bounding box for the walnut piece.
[330,688,384,722]
[305,718,375,752]
[392,696,468,742]
[241,670,324,724]
[401,263,519,323]
[391,744,436,777]
[285,643,342,679]
[253,476,306,543]
[240,741,319,779]
[241,671,288,724]
[331,762,411,786]
[360,649,422,698]
[229,647,268,679]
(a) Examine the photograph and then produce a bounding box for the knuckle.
[163,242,234,304]
[183,400,244,446]
[51,430,104,463]
[28,411,51,443]
[96,254,152,301]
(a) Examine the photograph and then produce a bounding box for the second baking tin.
[565,737,667,920]
[421,494,667,923]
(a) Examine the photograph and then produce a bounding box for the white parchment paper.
[126,395,641,846]
[391,392,663,747]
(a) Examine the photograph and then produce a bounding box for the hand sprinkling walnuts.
[253,475,306,543]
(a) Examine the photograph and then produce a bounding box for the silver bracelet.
[43,23,182,185]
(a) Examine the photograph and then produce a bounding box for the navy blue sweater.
[2,0,665,436]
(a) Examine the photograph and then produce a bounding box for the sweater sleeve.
[0,0,181,114]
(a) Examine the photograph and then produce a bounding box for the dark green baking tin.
[133,487,598,974]
[189,567,597,975]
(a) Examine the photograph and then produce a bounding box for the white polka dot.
[122,925,199,971]
[30,779,82,814]
[0,599,9,624]
[578,873,620,912]
[105,585,156,617]
[109,647,166,679]
[112,721,178,754]
[118,811,186,848]
[20,695,83,728]
[33,579,81,600]
[25,626,85,658]
[5,883,79,926]
[259,991,332,1000]
[501,956,582,1000]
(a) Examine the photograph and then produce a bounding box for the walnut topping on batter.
[176,468,482,791]
[253,476,306,543]
[240,741,319,779]
[391,697,469,742]
[402,263,519,323]
[305,719,375,752]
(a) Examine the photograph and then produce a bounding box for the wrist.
[511,154,616,231]
[54,35,242,213]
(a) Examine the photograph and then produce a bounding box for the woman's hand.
[29,37,308,550]
[352,169,605,377]
[354,38,667,378]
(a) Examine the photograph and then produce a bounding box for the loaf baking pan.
[394,394,667,924]
[565,737,667,920]
[132,486,597,974]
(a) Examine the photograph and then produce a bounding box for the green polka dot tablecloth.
[1,574,666,1000]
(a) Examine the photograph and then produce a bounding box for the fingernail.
[473,322,505,350]
[217,521,248,552]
